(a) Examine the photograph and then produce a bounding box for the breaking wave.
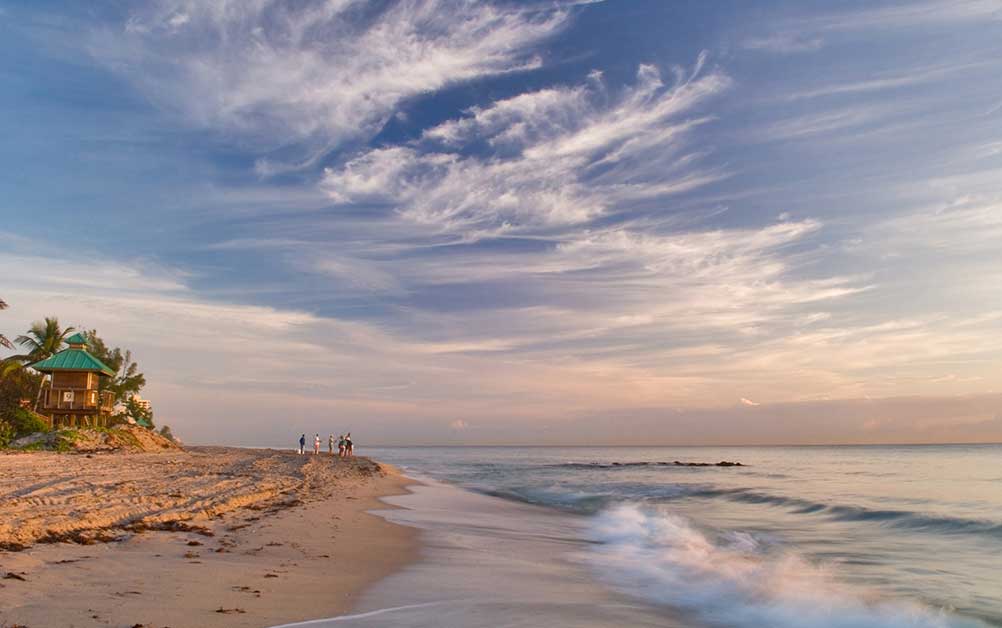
[585,504,986,628]
[479,482,1002,539]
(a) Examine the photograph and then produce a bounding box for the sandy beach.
[0,447,418,628]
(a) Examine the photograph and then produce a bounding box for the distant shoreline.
[353,441,1002,448]
[0,446,420,628]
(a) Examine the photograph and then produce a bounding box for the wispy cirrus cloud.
[741,33,823,54]
[90,0,569,172]
[882,195,1002,253]
[284,54,871,382]
[9,0,1002,445]
[1,241,874,444]
[780,62,986,102]
[749,0,1002,51]
[322,59,731,239]
[740,0,1001,66]
[808,0,1002,31]
[759,104,894,141]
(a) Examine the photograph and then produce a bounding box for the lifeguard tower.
[30,332,116,428]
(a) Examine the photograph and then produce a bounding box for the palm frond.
[14,335,42,351]
[12,318,75,361]
[1,359,23,376]
[0,298,9,347]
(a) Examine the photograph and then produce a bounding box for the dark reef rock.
[595,460,744,468]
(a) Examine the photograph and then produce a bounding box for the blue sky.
[2,0,1002,445]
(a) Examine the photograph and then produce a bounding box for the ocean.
[276,445,1002,628]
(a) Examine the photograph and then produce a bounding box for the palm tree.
[14,318,76,364]
[0,297,11,350]
[11,318,75,410]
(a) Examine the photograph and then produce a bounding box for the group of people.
[298,432,353,457]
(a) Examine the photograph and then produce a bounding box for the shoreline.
[357,446,1002,628]
[0,447,421,628]
[308,476,687,628]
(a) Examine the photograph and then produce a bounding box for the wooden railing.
[42,388,115,412]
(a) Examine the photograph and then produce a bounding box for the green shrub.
[51,433,74,452]
[0,420,14,448]
[0,367,43,418]
[8,408,49,437]
[16,441,49,452]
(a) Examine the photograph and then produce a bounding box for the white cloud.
[780,61,988,102]
[0,252,190,294]
[750,0,1002,52]
[761,105,892,141]
[322,61,732,239]
[296,253,406,295]
[800,312,832,326]
[288,216,871,391]
[166,11,189,29]
[881,195,1002,252]
[810,0,1002,31]
[305,57,874,380]
[92,0,569,169]
[742,33,823,54]
[783,74,930,102]
[8,0,1002,446]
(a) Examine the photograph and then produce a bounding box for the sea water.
[277,445,1002,627]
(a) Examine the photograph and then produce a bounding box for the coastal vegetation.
[0,363,42,418]
[10,317,77,365]
[0,296,173,448]
[83,329,147,408]
[0,297,11,350]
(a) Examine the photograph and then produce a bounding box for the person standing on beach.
[328,433,335,456]
[338,434,346,457]
[299,434,306,455]
[313,433,321,455]
[345,433,353,457]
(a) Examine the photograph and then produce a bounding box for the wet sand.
[310,477,684,628]
[0,447,418,628]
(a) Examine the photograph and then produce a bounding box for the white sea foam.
[269,602,455,627]
[585,504,983,628]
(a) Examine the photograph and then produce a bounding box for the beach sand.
[0,447,418,628]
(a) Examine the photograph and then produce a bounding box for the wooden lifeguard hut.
[30,332,116,428]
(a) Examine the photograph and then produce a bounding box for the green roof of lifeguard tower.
[29,333,116,377]
[64,332,90,345]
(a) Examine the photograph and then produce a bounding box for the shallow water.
[279,445,1002,627]
[277,479,686,627]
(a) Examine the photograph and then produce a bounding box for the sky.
[1,0,1001,446]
